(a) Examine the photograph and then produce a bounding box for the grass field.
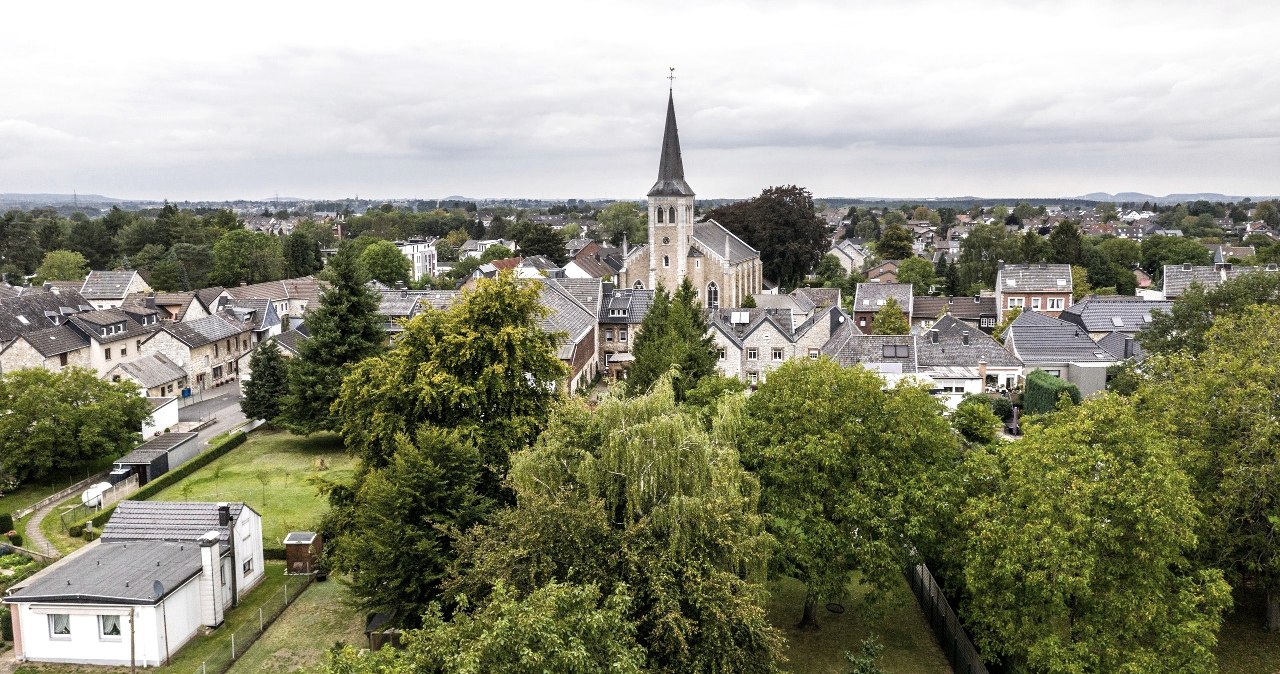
[766,575,950,674]
[226,577,365,674]
[148,431,354,550]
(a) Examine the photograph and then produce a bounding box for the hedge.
[1023,369,1081,415]
[85,431,250,530]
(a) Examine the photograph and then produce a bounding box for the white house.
[4,502,264,667]
[394,239,439,281]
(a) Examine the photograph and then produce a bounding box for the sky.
[3,0,1279,202]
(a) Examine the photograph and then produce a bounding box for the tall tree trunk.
[1268,589,1280,632]
[798,592,819,631]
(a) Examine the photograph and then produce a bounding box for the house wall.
[0,339,90,374]
[233,507,266,598]
[1067,362,1111,397]
[998,291,1072,319]
[142,329,251,393]
[142,400,180,438]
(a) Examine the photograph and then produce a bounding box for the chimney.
[1124,336,1135,358]
[978,357,988,384]
[198,530,226,627]
[929,329,939,344]
[218,503,230,526]
[962,330,970,346]
[622,233,629,257]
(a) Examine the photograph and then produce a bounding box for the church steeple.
[648,92,695,197]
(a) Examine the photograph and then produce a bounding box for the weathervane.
[668,67,676,91]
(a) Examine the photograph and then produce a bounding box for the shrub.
[8,533,23,548]
[0,606,11,641]
[68,524,84,538]
[83,530,99,542]
[988,395,1014,422]
[953,400,1000,444]
[1023,369,1081,415]
[0,514,13,533]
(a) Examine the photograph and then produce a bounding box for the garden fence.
[188,574,314,674]
[14,470,111,520]
[907,562,989,674]
[58,474,139,531]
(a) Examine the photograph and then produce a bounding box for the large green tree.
[963,396,1230,672]
[870,297,910,335]
[282,230,323,278]
[895,256,936,295]
[873,223,914,261]
[0,368,150,482]
[240,340,289,423]
[625,278,717,400]
[1140,270,1280,356]
[597,201,647,246]
[742,359,960,628]
[210,229,285,286]
[510,220,566,265]
[358,239,412,286]
[35,250,89,283]
[702,185,829,288]
[282,244,385,435]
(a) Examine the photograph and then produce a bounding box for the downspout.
[219,503,238,608]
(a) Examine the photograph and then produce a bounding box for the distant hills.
[1078,192,1272,204]
[0,193,123,204]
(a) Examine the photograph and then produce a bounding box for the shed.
[112,433,199,486]
[283,531,323,575]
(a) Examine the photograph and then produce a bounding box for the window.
[49,614,71,639]
[59,353,68,367]
[1031,297,1041,311]
[668,206,675,223]
[747,348,758,361]
[120,346,127,357]
[663,255,670,268]
[718,348,726,360]
[213,366,223,379]
[1045,369,1062,377]
[662,236,670,245]
[619,329,627,342]
[707,282,719,309]
[204,355,210,367]
[1048,297,1065,310]
[748,371,759,385]
[1007,297,1025,309]
[605,330,614,342]
[657,207,664,223]
[882,344,910,358]
[243,558,254,575]
[104,348,111,361]
[633,280,644,289]
[772,347,784,361]
[808,348,820,360]
[99,615,121,640]
[858,318,867,327]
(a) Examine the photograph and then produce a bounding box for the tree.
[870,297,909,335]
[1047,220,1083,265]
[35,250,88,283]
[1140,270,1280,356]
[1137,307,1280,630]
[625,278,717,400]
[210,229,284,286]
[702,185,829,288]
[597,201,646,246]
[0,368,150,482]
[359,239,411,286]
[282,244,385,435]
[963,397,1230,673]
[478,244,513,263]
[511,220,566,264]
[240,341,289,422]
[1071,264,1091,302]
[1255,201,1280,226]
[742,359,960,629]
[320,581,646,674]
[873,223,914,260]
[1140,235,1211,278]
[333,271,566,493]
[282,230,323,278]
[65,218,117,270]
[957,222,1020,291]
[810,254,847,287]
[1096,236,1140,269]
[451,380,784,672]
[952,397,1000,444]
[335,428,492,624]
[895,256,936,295]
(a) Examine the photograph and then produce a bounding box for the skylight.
[1111,316,1124,327]
[16,316,28,326]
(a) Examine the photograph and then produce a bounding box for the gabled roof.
[997,263,1072,293]
[102,501,254,548]
[707,308,798,347]
[107,353,188,388]
[80,270,143,300]
[1096,330,1144,360]
[540,279,597,359]
[223,298,279,331]
[552,278,602,318]
[1161,264,1278,298]
[154,313,248,348]
[821,321,918,373]
[273,328,308,356]
[13,324,90,357]
[66,310,159,344]
[4,540,202,605]
[0,289,93,341]
[648,92,695,197]
[793,287,841,311]
[917,315,1021,368]
[1058,296,1171,334]
[601,288,654,325]
[911,295,996,321]
[223,276,322,306]
[853,283,913,314]
[1004,310,1115,363]
[691,221,758,264]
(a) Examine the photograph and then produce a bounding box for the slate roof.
[273,329,308,355]
[997,263,1073,292]
[80,271,142,300]
[1097,330,1143,360]
[707,308,798,346]
[377,291,421,318]
[911,295,996,321]
[224,276,321,306]
[15,325,90,357]
[552,278,602,318]
[916,315,1021,368]
[793,287,841,310]
[195,286,228,312]
[750,293,814,315]
[223,299,277,331]
[102,501,251,547]
[0,289,92,341]
[540,279,597,359]
[156,313,248,348]
[821,321,919,373]
[1161,264,1278,298]
[648,92,695,197]
[66,310,159,345]
[1058,297,1171,334]
[114,433,198,466]
[4,541,203,605]
[601,288,654,325]
[691,221,758,263]
[108,353,189,388]
[852,283,914,314]
[1003,310,1116,363]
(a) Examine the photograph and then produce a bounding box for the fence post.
[260,607,264,632]
[231,633,235,659]
[202,661,206,674]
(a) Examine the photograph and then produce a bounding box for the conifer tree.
[240,340,289,423]
[626,278,717,399]
[282,243,384,434]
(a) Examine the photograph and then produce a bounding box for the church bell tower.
[647,89,696,291]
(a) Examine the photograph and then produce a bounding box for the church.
[615,92,764,308]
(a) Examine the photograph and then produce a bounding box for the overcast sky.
[4,0,1279,201]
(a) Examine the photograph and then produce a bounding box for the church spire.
[648,91,695,197]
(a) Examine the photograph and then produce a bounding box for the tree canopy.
[870,297,910,335]
[240,340,289,423]
[34,250,88,283]
[625,278,717,400]
[702,185,828,288]
[597,201,647,246]
[358,239,412,286]
[873,224,914,261]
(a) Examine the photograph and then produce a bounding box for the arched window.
[656,207,664,223]
[668,206,676,223]
[707,281,719,309]
[633,280,644,289]
[663,255,670,268]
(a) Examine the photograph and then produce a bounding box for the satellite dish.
[153,580,165,599]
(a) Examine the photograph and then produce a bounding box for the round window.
[662,236,670,245]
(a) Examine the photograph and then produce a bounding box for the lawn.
[147,431,354,551]
[0,455,123,518]
[226,577,365,674]
[1218,587,1280,674]
[766,575,950,674]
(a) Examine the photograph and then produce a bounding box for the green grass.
[147,431,354,550]
[36,493,93,555]
[766,576,950,674]
[0,456,122,518]
[1217,588,1280,674]
[226,577,365,674]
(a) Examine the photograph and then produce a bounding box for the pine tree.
[281,244,384,434]
[626,278,717,400]
[240,340,289,423]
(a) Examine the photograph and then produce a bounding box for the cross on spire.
[667,67,676,91]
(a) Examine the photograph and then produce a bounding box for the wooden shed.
[283,531,322,575]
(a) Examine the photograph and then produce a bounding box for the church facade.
[616,93,763,308]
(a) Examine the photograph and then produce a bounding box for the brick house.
[994,263,1073,321]
[851,283,913,334]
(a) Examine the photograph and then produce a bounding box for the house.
[221,299,281,344]
[1208,244,1255,264]
[864,260,899,284]
[4,502,263,667]
[1058,296,1172,340]
[916,315,1023,408]
[851,283,913,334]
[599,285,654,379]
[994,263,1073,321]
[79,271,152,310]
[820,321,922,387]
[106,352,190,397]
[564,241,625,280]
[223,277,323,329]
[1001,310,1117,396]
[828,239,872,274]
[110,433,201,486]
[707,305,846,387]
[911,295,998,334]
[235,328,311,382]
[394,238,438,281]
[1160,263,1279,299]
[460,238,518,260]
[140,313,254,393]
[539,278,602,394]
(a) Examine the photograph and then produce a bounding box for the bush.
[83,530,99,542]
[7,534,23,548]
[953,400,1001,444]
[989,395,1014,422]
[1023,369,1081,415]
[0,514,13,533]
[67,524,84,538]
[0,606,11,641]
